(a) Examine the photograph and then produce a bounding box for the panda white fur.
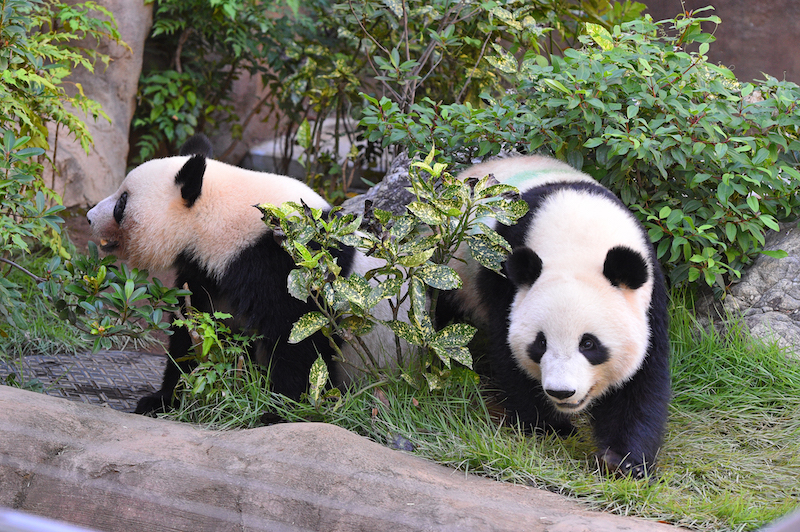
[87,135,402,413]
[440,156,670,478]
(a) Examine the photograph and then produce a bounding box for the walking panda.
[441,156,671,477]
[87,135,403,413]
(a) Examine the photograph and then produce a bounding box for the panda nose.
[545,389,576,400]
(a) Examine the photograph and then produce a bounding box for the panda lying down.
[88,137,669,478]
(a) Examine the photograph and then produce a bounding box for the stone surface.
[0,385,680,532]
[643,0,799,85]
[340,152,414,217]
[724,224,800,356]
[48,0,153,207]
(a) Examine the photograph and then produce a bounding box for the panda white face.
[87,156,204,272]
[507,273,651,413]
[503,186,654,414]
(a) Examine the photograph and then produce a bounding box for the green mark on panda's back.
[501,167,591,192]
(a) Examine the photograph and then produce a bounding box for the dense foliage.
[0,0,117,331]
[361,9,800,290]
[133,0,644,197]
[0,0,181,350]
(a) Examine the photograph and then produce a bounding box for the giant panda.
[87,135,403,414]
[441,156,670,478]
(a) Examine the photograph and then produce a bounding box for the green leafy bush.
[260,149,527,388]
[133,0,644,192]
[0,0,120,334]
[51,242,189,352]
[0,1,181,351]
[131,0,275,162]
[362,9,800,291]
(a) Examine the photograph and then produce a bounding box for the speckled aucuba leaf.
[429,195,463,217]
[385,319,423,345]
[475,222,511,251]
[398,247,435,268]
[366,278,403,307]
[407,201,442,225]
[431,322,477,348]
[467,233,508,273]
[422,371,445,391]
[492,199,528,225]
[332,275,371,308]
[409,277,434,335]
[390,216,416,240]
[308,355,328,405]
[399,234,438,256]
[287,269,311,301]
[416,263,461,290]
[289,311,328,344]
[477,183,517,200]
[339,315,375,336]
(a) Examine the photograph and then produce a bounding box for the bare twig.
[0,257,45,283]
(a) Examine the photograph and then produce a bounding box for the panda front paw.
[597,449,649,480]
[134,391,172,415]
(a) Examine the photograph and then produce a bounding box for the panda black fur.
[442,156,670,477]
[87,135,402,413]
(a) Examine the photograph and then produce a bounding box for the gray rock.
[47,1,153,207]
[0,385,679,532]
[340,152,414,217]
[724,224,800,356]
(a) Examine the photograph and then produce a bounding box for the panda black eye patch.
[114,191,128,225]
[527,331,547,364]
[579,333,609,365]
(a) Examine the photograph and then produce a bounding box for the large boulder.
[724,224,800,356]
[48,0,153,207]
[0,385,679,532]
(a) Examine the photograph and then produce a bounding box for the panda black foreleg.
[588,351,671,479]
[134,321,195,414]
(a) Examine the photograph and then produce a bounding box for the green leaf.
[746,195,759,213]
[308,355,329,405]
[586,22,614,51]
[759,249,788,259]
[398,248,435,268]
[416,263,461,290]
[542,78,570,94]
[406,201,442,225]
[289,312,328,344]
[385,319,423,345]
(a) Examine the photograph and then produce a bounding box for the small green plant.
[361,9,800,292]
[167,309,270,428]
[259,148,527,389]
[48,242,189,352]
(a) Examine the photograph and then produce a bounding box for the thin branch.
[0,257,45,283]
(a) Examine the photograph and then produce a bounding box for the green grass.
[0,253,87,361]
[165,293,800,531]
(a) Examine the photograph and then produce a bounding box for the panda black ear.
[175,154,206,207]
[180,134,213,158]
[505,247,543,287]
[603,246,649,290]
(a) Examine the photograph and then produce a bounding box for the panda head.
[86,135,215,273]
[504,244,653,413]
